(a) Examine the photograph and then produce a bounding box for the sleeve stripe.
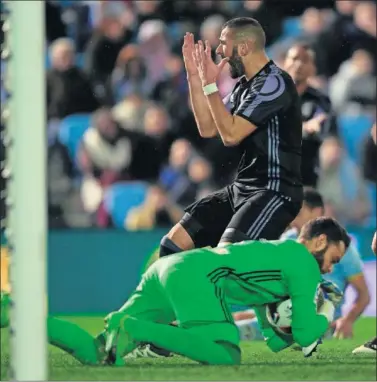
[239,74,286,118]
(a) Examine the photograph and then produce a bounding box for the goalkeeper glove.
[320,279,343,306]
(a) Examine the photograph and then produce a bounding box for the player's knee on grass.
[211,341,241,365]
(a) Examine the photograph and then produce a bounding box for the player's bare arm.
[193,39,257,146]
[206,91,257,146]
[333,274,370,339]
[183,33,217,138]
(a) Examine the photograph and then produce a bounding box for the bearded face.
[227,47,246,78]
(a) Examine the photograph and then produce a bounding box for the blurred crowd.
[0,0,376,230]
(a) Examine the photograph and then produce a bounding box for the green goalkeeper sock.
[119,317,240,365]
[47,317,103,365]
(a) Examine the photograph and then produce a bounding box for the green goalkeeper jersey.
[157,239,329,350]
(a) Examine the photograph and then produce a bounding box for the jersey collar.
[239,60,275,85]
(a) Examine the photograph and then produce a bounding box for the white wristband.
[203,83,219,96]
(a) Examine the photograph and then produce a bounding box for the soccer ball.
[266,288,325,335]
[266,299,293,335]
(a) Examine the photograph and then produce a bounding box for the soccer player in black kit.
[158,17,303,257]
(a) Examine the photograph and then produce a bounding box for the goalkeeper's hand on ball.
[320,279,343,307]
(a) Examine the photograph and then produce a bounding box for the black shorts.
[180,187,302,248]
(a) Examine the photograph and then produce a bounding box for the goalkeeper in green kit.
[46,217,349,366]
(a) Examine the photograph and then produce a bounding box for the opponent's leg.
[47,317,105,365]
[160,188,234,257]
[110,316,240,365]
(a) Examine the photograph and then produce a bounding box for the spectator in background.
[85,16,133,103]
[125,185,183,231]
[111,44,150,103]
[316,1,377,77]
[270,7,329,61]
[362,122,377,184]
[142,103,175,158]
[170,156,212,208]
[235,0,283,46]
[137,20,171,86]
[47,38,99,120]
[159,139,192,196]
[133,0,168,25]
[318,136,370,226]
[112,92,150,133]
[159,139,213,208]
[192,0,230,22]
[45,0,67,43]
[314,0,359,77]
[351,2,377,64]
[47,140,74,228]
[284,43,337,188]
[78,107,162,226]
[151,54,188,121]
[200,15,226,59]
[329,49,376,114]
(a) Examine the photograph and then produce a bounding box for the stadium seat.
[103,182,148,229]
[337,114,374,163]
[282,17,302,38]
[57,113,92,161]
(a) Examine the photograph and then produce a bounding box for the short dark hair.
[223,17,262,30]
[300,217,351,249]
[303,188,324,210]
[222,17,266,50]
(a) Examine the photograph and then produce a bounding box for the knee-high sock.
[47,317,102,365]
[120,317,240,365]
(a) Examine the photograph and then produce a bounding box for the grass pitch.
[1,316,376,381]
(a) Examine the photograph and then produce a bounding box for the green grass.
[1,316,376,381]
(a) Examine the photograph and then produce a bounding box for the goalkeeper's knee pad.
[159,236,183,258]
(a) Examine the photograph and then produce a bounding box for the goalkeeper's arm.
[286,265,332,347]
[253,306,294,353]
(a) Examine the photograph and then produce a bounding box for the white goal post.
[4,1,47,380]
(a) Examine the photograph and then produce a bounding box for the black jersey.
[224,61,303,202]
[300,86,337,188]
